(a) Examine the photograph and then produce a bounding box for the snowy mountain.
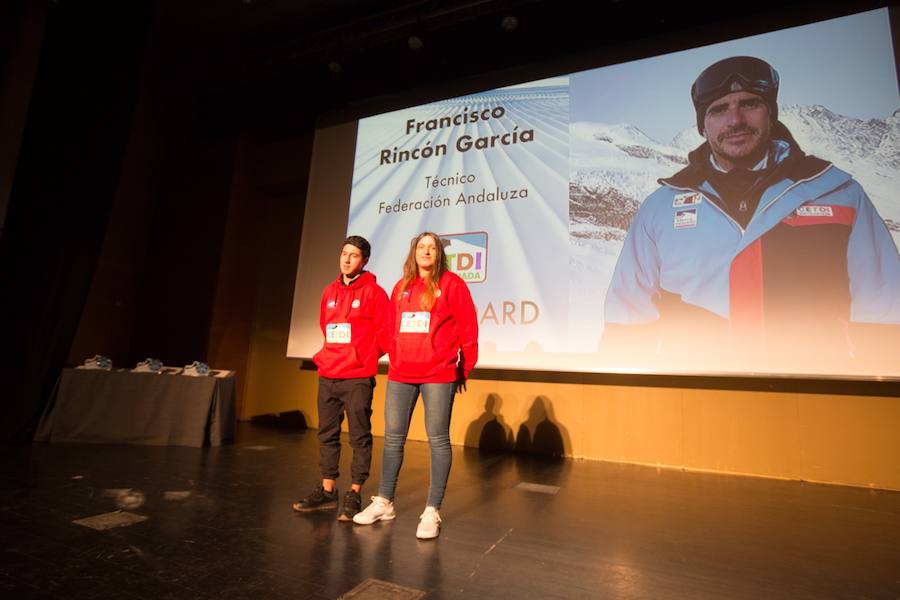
[780,104,900,235]
[569,105,900,241]
[670,127,704,152]
[569,122,687,242]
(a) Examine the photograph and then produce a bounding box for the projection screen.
[288,7,900,379]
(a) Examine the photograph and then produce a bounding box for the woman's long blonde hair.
[397,231,448,310]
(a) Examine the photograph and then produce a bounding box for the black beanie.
[691,56,779,135]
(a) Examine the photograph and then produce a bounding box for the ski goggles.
[691,56,779,106]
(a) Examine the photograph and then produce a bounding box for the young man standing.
[292,235,393,521]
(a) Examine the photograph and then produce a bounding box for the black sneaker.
[337,490,361,521]
[292,486,338,512]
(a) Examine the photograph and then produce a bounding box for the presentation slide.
[293,8,900,379]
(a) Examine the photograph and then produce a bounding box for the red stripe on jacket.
[729,239,765,351]
[781,205,856,227]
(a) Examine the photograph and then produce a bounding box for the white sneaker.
[352,496,396,525]
[416,506,441,539]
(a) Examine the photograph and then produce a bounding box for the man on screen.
[292,235,393,520]
[603,56,900,374]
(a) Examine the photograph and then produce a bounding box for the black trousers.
[317,376,375,485]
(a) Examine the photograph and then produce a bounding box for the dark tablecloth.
[34,368,236,447]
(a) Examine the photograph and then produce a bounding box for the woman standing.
[353,232,478,539]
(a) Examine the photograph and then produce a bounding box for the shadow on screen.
[514,395,570,459]
[464,392,514,452]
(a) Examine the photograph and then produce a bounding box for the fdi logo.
[441,231,487,283]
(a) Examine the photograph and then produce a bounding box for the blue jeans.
[378,380,455,508]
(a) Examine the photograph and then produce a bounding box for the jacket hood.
[333,270,377,287]
[661,120,828,189]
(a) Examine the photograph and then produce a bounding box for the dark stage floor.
[2,422,899,599]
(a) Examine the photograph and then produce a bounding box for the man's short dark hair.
[343,235,371,260]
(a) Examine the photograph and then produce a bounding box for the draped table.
[34,368,236,447]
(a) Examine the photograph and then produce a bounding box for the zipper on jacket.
[664,184,746,234]
[664,162,833,239]
[755,163,833,217]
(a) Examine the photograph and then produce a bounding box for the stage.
[3,422,899,599]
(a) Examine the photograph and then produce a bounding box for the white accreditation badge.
[400,311,431,333]
[326,323,351,344]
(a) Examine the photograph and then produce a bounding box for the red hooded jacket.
[313,271,393,379]
[388,270,479,383]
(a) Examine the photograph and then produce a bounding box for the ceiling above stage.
[146,0,860,130]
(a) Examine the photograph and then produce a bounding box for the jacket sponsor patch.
[674,208,698,229]
[796,205,833,217]
[351,299,360,308]
[673,192,702,207]
[326,299,337,308]
[782,204,855,227]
